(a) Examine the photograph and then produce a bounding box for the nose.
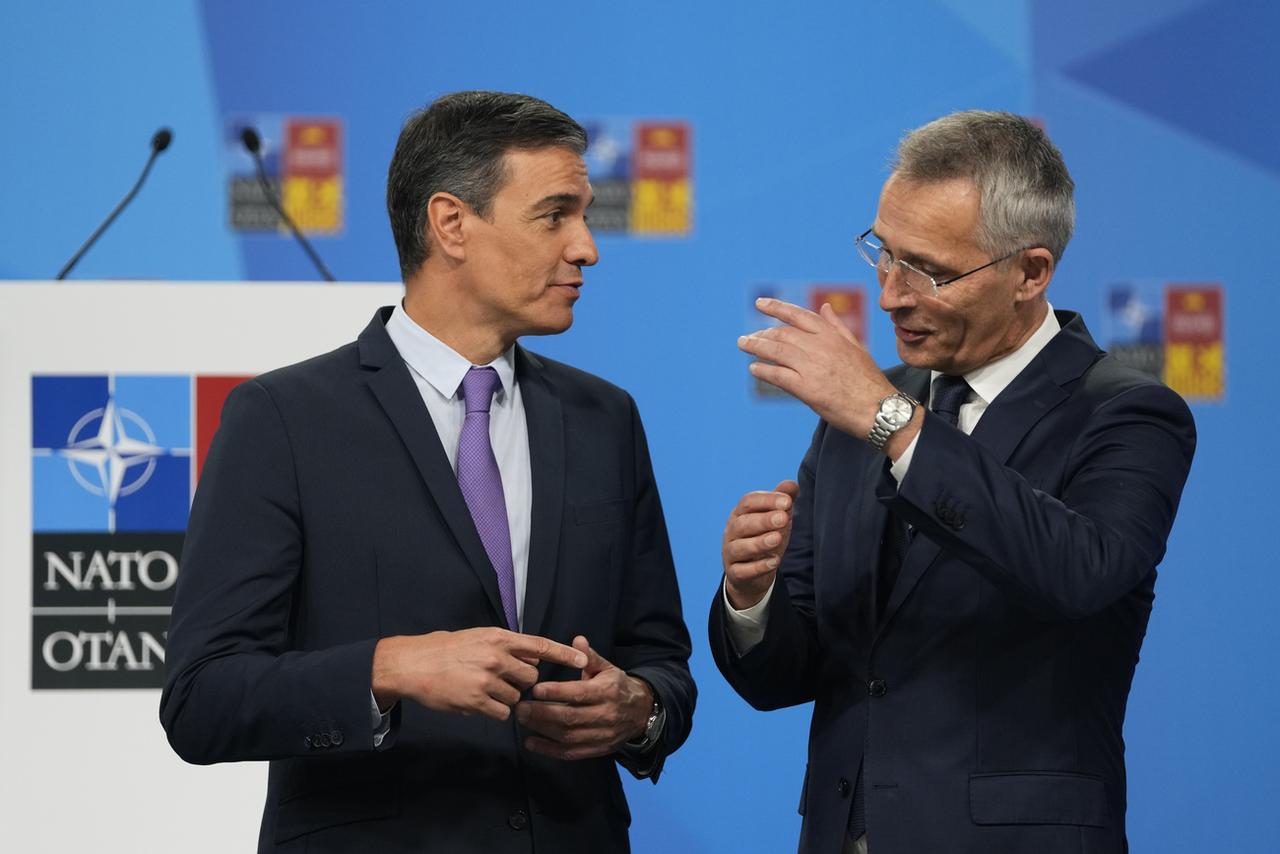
[878,266,918,313]
[567,220,598,268]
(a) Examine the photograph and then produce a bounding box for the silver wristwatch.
[866,392,920,450]
[625,693,664,752]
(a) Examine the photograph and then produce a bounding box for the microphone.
[239,127,336,281]
[56,128,173,280]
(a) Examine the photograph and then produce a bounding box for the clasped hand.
[371,629,651,761]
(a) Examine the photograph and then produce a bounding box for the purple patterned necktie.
[456,367,518,630]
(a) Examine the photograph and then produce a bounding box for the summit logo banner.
[30,374,248,689]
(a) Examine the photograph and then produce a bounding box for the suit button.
[836,778,851,797]
[867,678,887,697]
[303,735,313,749]
[951,515,965,530]
[330,729,344,747]
[508,809,528,830]
[318,732,332,748]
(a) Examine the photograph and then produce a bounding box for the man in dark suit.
[161,91,695,853]
[710,111,1195,853]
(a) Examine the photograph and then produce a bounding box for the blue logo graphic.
[32,376,193,532]
[1107,283,1162,346]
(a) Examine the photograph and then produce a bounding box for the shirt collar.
[386,302,517,402]
[932,302,1061,406]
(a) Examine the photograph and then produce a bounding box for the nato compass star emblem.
[59,399,167,503]
[31,377,192,533]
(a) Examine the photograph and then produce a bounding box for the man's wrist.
[371,636,405,710]
[883,407,924,461]
[623,676,662,750]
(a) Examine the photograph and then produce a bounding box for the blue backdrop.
[3,1,1277,850]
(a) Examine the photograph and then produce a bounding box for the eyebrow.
[531,192,594,212]
[871,228,952,273]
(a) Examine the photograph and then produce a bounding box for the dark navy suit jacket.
[161,308,695,853]
[710,311,1195,854]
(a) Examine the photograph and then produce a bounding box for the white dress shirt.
[370,303,534,743]
[385,302,533,624]
[725,304,1062,654]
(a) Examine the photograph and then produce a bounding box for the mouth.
[894,323,931,345]
[550,282,582,298]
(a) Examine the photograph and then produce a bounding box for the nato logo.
[32,375,193,533]
[1107,283,1162,346]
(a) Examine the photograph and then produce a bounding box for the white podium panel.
[0,281,403,852]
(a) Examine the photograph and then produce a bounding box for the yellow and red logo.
[1164,285,1224,401]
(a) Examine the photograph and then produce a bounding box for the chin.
[524,311,575,337]
[897,342,931,369]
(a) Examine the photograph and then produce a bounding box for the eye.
[545,210,563,227]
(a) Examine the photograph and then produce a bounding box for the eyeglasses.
[854,228,1026,297]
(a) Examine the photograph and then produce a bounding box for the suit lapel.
[358,309,507,626]
[865,368,931,630]
[968,310,1099,463]
[515,347,564,638]
[877,312,1102,631]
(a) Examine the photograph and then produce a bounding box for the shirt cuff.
[371,691,392,748]
[889,432,920,485]
[722,576,775,656]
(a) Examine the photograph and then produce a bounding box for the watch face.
[882,396,913,423]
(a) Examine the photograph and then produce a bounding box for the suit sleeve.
[887,382,1196,618]
[708,421,826,711]
[611,396,696,782]
[159,380,384,764]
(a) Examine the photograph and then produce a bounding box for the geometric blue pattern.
[1062,0,1280,176]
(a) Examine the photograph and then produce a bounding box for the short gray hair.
[891,111,1075,262]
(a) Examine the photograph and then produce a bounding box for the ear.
[1014,247,1054,303]
[425,192,468,262]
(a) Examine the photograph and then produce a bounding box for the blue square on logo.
[114,375,192,448]
[32,375,109,450]
[115,455,191,532]
[32,455,109,532]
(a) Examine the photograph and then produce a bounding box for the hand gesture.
[372,627,588,722]
[722,480,800,610]
[516,636,654,761]
[740,298,897,440]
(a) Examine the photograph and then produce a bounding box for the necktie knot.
[931,374,971,427]
[460,367,501,415]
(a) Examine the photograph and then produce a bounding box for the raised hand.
[722,480,800,610]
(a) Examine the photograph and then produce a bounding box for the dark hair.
[386,91,588,280]
[892,111,1075,262]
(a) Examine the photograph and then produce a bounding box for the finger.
[487,677,522,709]
[500,658,541,691]
[728,556,782,579]
[754,297,824,333]
[727,530,788,563]
[508,634,589,669]
[774,480,800,499]
[573,635,611,678]
[516,700,590,735]
[738,332,807,369]
[732,489,794,517]
[515,702,568,740]
[528,677,603,704]
[523,734,612,761]
[475,697,514,722]
[819,302,859,344]
[747,360,800,394]
[728,508,792,538]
